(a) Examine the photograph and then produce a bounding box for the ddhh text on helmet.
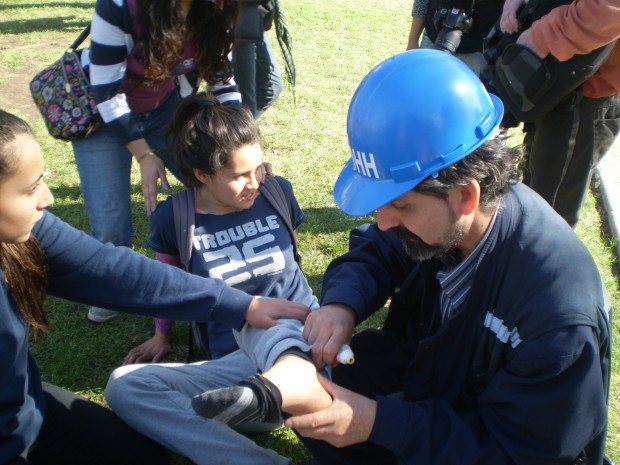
[334,49,504,216]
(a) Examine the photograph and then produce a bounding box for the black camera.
[432,7,473,54]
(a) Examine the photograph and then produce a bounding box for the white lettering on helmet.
[351,149,380,179]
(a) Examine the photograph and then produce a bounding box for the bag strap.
[68,23,91,52]
[171,189,195,271]
[259,174,300,264]
[171,189,202,362]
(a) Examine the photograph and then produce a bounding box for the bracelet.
[136,149,156,164]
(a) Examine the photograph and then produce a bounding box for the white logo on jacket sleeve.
[484,312,522,348]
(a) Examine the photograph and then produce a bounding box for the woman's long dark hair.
[0,110,48,334]
[137,0,237,84]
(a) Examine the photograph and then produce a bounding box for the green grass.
[1,0,619,463]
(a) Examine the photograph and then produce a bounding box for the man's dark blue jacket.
[321,183,610,465]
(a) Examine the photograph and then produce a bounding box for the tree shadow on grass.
[0,2,93,12]
[0,16,90,35]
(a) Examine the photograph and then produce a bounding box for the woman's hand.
[138,152,170,216]
[245,297,311,328]
[127,139,170,216]
[123,331,172,365]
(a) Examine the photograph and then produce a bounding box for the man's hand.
[123,332,171,365]
[303,304,356,368]
[285,375,377,448]
[499,0,547,60]
[138,154,170,216]
[245,297,311,328]
[500,0,526,34]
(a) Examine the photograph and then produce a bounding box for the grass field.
[0,0,619,463]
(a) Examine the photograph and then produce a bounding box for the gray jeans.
[106,319,312,465]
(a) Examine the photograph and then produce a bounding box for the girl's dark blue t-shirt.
[148,177,318,357]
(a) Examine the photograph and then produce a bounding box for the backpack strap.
[171,189,195,271]
[171,189,205,362]
[259,175,301,264]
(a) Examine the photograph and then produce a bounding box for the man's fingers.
[316,373,337,394]
[285,409,330,430]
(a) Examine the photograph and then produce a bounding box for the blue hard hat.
[334,49,504,216]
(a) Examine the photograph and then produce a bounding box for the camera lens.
[434,28,463,54]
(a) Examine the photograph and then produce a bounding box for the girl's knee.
[105,365,146,409]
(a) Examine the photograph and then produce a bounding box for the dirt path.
[0,65,42,121]
[0,39,63,122]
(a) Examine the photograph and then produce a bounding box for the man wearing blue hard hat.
[284,49,611,465]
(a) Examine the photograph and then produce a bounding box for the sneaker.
[87,306,118,323]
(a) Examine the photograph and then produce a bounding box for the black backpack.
[171,174,300,361]
[482,0,616,123]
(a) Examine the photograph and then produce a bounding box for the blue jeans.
[71,92,184,247]
[233,36,283,118]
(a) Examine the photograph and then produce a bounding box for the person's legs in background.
[253,36,283,117]
[72,92,185,323]
[234,35,283,118]
[234,41,259,116]
[72,126,133,323]
[522,90,620,227]
[551,93,620,226]
[522,91,582,222]
[72,125,133,247]
[27,382,168,465]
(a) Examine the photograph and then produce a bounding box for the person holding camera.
[406,0,504,76]
[500,0,620,227]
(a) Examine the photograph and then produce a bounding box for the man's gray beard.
[393,223,466,262]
